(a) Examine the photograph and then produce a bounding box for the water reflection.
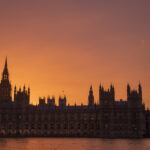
[0,138,150,150]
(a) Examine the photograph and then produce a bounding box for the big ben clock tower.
[0,57,12,102]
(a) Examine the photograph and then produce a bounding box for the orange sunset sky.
[0,0,150,107]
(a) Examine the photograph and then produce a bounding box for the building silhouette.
[0,58,150,138]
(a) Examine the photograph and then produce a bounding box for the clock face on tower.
[4,75,8,80]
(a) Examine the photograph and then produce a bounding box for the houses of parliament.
[0,58,150,138]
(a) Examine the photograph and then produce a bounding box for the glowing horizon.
[0,57,148,107]
[0,1,150,107]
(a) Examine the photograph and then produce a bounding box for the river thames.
[0,138,150,150]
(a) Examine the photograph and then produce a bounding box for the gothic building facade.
[0,58,150,138]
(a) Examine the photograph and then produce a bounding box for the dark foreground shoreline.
[0,135,150,139]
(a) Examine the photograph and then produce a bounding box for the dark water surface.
[0,138,150,150]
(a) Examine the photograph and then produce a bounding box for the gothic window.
[8,124,12,130]
[25,116,29,122]
[44,124,48,130]
[90,115,94,121]
[25,124,28,129]
[90,124,94,129]
[38,124,41,130]
[77,114,81,120]
[84,124,87,129]
[84,113,88,121]
[104,124,108,129]
[96,123,100,129]
[70,115,74,121]
[57,124,60,129]
[64,124,67,129]
[70,124,74,129]
[51,124,54,129]
[31,124,34,129]
[78,124,80,129]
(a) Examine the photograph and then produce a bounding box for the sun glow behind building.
[0,0,150,107]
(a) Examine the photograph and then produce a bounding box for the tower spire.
[138,81,142,100]
[90,85,93,91]
[2,57,9,81]
[4,57,8,73]
[5,56,7,69]
[0,57,12,101]
[5,56,7,68]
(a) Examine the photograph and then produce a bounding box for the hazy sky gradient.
[0,0,150,106]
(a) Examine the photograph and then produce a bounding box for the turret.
[23,85,26,92]
[110,84,115,97]
[14,85,30,107]
[88,85,94,106]
[99,84,115,106]
[138,82,142,101]
[127,83,130,99]
[28,87,30,101]
[39,97,46,106]
[14,85,17,94]
[47,96,55,106]
[127,84,143,108]
[59,96,66,107]
[14,85,17,99]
